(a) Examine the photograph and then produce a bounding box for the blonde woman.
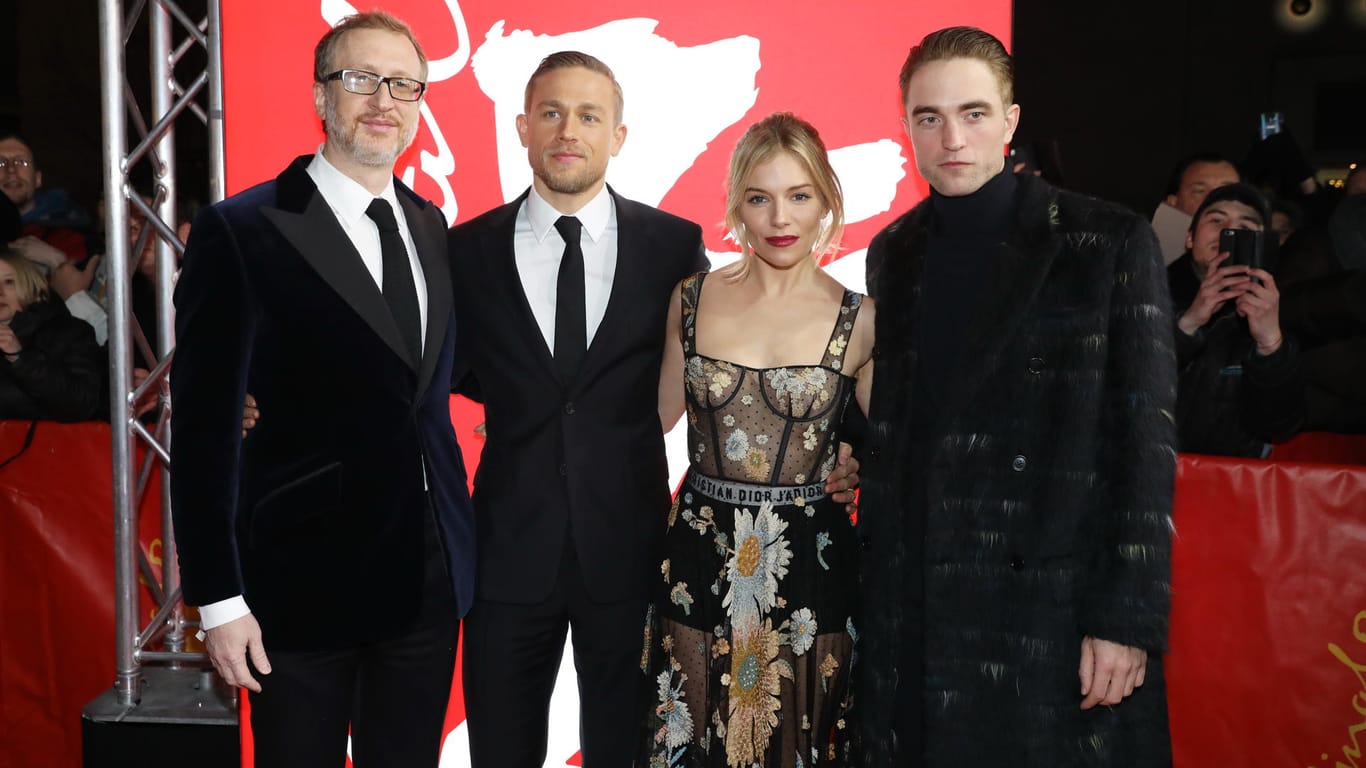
[0,250,102,421]
[640,112,873,768]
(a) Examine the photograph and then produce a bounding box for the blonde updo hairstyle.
[725,112,844,276]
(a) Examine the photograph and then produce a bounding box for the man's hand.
[824,442,860,514]
[242,393,259,437]
[1177,253,1249,336]
[50,255,100,300]
[1236,268,1284,355]
[204,613,271,692]
[0,324,21,356]
[8,235,68,271]
[1079,636,1147,709]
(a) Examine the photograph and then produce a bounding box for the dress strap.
[819,290,865,373]
[679,271,707,354]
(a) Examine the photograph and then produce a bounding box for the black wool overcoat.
[855,173,1177,768]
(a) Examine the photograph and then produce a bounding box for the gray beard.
[324,96,415,168]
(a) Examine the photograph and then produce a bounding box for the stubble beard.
[324,95,416,169]
[533,152,602,197]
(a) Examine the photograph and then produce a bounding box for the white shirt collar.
[307,145,400,227]
[526,184,613,244]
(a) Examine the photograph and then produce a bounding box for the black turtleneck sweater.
[916,168,1018,412]
[894,168,1019,752]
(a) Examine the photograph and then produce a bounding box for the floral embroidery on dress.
[723,503,792,621]
[724,430,751,461]
[672,582,695,616]
[788,608,817,656]
[827,334,847,357]
[642,276,863,768]
[655,668,695,749]
[743,448,771,481]
[725,618,791,767]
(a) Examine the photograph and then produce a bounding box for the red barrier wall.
[0,421,164,768]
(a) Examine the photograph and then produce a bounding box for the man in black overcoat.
[856,26,1177,768]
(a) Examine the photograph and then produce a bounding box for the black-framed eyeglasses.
[0,156,33,171]
[321,69,426,102]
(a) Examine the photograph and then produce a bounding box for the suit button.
[868,447,881,463]
[1027,356,1044,375]
[860,535,873,551]
[1011,455,1027,472]
[563,401,575,415]
[1009,555,1025,570]
[559,463,568,476]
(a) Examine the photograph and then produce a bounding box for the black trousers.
[463,538,646,768]
[248,510,457,768]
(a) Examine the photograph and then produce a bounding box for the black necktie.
[553,216,586,380]
[366,198,422,365]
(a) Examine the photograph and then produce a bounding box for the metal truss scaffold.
[87,0,231,725]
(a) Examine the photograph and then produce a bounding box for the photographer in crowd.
[1170,182,1305,457]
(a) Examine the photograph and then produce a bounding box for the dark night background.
[1,0,1362,219]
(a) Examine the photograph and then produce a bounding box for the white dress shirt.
[515,185,618,351]
[198,148,430,632]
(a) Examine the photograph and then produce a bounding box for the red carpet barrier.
[1166,453,1366,768]
[0,421,164,768]
[3,416,1364,767]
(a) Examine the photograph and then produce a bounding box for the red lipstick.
[765,235,799,247]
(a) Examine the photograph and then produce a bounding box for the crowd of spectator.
[1,131,177,423]
[1155,133,1366,456]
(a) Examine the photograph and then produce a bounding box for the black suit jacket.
[449,187,706,604]
[170,155,476,650]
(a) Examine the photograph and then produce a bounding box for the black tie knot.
[554,215,582,244]
[366,198,400,233]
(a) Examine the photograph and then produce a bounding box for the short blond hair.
[899,26,1014,107]
[726,112,844,270]
[523,51,625,125]
[0,250,51,307]
[314,11,428,82]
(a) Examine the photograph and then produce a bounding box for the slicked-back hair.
[523,51,625,125]
[0,250,51,306]
[726,112,845,275]
[313,11,427,83]
[899,26,1014,107]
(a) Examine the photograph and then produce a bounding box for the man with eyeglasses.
[170,11,474,766]
[0,133,88,264]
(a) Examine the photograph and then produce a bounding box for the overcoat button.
[1011,455,1027,472]
[1009,555,1025,570]
[563,401,575,415]
[1028,356,1044,374]
[559,463,568,476]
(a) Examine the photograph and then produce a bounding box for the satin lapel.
[401,190,449,394]
[484,196,560,380]
[933,192,1059,427]
[581,189,642,382]
[261,191,411,367]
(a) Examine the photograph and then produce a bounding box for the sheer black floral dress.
[640,272,862,768]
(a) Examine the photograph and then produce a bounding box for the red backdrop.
[217,2,1010,764]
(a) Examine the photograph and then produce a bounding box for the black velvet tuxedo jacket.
[170,155,476,650]
[448,187,706,605]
